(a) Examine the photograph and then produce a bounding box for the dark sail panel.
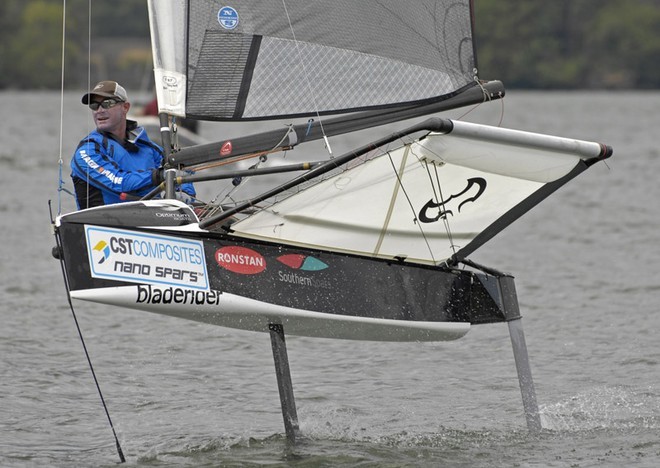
[186,31,260,119]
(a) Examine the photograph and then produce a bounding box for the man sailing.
[71,80,195,209]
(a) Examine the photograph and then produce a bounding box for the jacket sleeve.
[71,139,155,194]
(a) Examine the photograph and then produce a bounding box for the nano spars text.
[115,261,201,283]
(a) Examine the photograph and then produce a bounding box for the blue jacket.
[71,121,195,209]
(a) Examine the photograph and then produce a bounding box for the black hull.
[55,201,520,341]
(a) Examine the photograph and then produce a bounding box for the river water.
[1,90,659,467]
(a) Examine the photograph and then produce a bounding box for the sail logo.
[92,240,111,264]
[161,75,179,88]
[276,254,328,271]
[218,6,239,29]
[419,177,487,223]
[85,226,209,290]
[215,246,266,275]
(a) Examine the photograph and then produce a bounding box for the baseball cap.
[81,81,129,105]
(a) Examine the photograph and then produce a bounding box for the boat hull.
[55,201,520,342]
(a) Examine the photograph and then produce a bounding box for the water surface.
[1,90,659,467]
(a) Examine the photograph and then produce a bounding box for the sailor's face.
[90,97,129,135]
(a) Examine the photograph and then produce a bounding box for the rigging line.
[50,208,126,464]
[474,76,505,127]
[453,101,481,121]
[423,160,456,253]
[432,161,457,254]
[454,78,505,126]
[192,150,271,172]
[57,0,68,215]
[453,78,486,119]
[496,93,505,127]
[412,143,458,255]
[373,144,410,256]
[383,141,437,264]
[210,124,295,213]
[84,0,92,207]
[454,79,489,121]
[412,148,456,258]
[280,0,333,157]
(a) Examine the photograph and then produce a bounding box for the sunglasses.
[89,98,121,111]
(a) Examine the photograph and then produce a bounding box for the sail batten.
[148,0,477,121]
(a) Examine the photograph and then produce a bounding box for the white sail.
[147,0,188,116]
[230,120,608,264]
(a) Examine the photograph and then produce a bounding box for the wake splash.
[540,385,660,432]
[120,388,660,468]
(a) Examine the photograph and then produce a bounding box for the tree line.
[475,0,660,88]
[2,0,660,90]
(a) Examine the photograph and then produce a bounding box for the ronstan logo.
[215,246,266,274]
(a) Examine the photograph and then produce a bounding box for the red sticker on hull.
[215,246,266,274]
[276,254,305,269]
